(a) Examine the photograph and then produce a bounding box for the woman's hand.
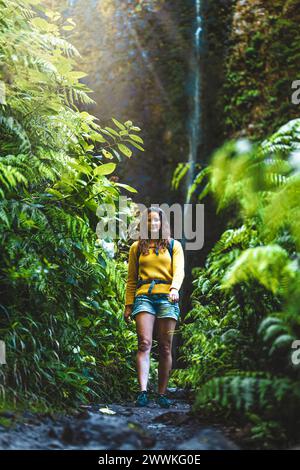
[124,305,133,324]
[169,287,179,303]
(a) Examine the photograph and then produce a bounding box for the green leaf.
[105,127,119,137]
[102,149,114,159]
[115,183,138,193]
[111,118,126,130]
[68,71,88,81]
[129,134,143,143]
[45,188,64,198]
[79,318,92,327]
[263,324,287,342]
[68,161,91,175]
[91,133,106,143]
[269,335,295,356]
[30,17,52,31]
[112,149,121,161]
[125,139,144,151]
[117,144,132,158]
[94,163,116,176]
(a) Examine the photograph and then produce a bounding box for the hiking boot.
[156,393,173,408]
[135,390,149,407]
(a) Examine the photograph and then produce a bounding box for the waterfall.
[184,0,203,210]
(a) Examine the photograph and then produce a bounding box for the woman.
[123,207,185,408]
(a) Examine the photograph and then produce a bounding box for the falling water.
[184,0,203,210]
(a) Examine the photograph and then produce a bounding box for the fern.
[193,375,300,418]
[257,315,297,364]
[221,245,297,296]
[0,115,31,153]
[212,224,259,255]
[174,117,300,446]
[0,0,143,409]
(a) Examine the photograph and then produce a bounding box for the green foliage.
[0,0,144,409]
[193,375,300,420]
[174,118,300,448]
[221,245,297,296]
[222,0,300,139]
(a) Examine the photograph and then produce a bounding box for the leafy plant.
[0,0,144,410]
[173,118,300,448]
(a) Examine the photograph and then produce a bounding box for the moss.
[0,417,13,428]
[221,0,300,140]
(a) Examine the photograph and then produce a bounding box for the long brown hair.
[137,207,171,256]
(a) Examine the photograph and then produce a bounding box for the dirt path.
[0,390,239,450]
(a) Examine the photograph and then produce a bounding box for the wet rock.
[74,410,91,420]
[178,427,239,450]
[152,411,193,426]
[58,411,155,449]
[0,400,239,450]
[61,424,77,444]
[118,408,134,417]
[48,427,58,439]
[0,411,16,419]
[48,442,63,449]
[166,387,194,401]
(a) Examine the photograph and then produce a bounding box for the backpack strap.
[168,238,174,262]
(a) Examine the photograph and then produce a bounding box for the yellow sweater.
[125,240,185,306]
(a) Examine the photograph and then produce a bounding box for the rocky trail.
[0,389,239,450]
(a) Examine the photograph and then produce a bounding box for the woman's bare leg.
[135,312,156,392]
[156,318,177,394]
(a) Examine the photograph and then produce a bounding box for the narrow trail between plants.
[0,389,239,450]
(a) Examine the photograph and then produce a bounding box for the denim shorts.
[131,293,180,321]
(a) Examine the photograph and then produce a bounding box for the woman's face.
[148,211,161,235]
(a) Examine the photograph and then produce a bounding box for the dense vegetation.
[222,0,300,141]
[201,0,300,157]
[171,0,300,448]
[173,120,300,448]
[0,0,145,410]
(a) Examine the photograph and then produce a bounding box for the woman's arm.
[169,240,185,292]
[125,241,138,306]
